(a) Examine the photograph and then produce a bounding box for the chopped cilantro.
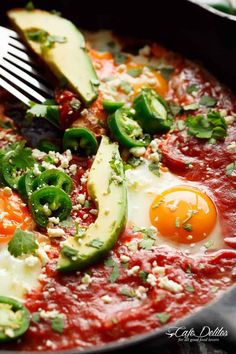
[186,265,192,275]
[59,216,74,228]
[186,111,227,141]
[88,239,104,249]
[152,200,164,209]
[25,1,34,11]
[156,312,171,324]
[26,29,67,50]
[120,287,136,298]
[139,239,155,250]
[183,223,192,232]
[204,240,214,249]
[152,65,174,80]
[26,101,60,127]
[139,270,149,282]
[8,228,38,257]
[126,157,143,169]
[133,226,156,240]
[31,312,40,323]
[185,284,195,293]
[186,84,199,94]
[168,102,183,116]
[148,162,160,176]
[199,95,217,107]
[52,315,65,333]
[107,41,128,65]
[183,103,199,111]
[176,120,186,131]
[61,246,78,260]
[127,68,143,78]
[225,161,236,176]
[104,257,120,283]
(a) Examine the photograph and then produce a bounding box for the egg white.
[125,160,224,254]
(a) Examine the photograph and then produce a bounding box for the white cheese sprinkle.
[158,276,183,293]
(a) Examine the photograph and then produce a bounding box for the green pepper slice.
[103,100,124,113]
[133,88,171,133]
[37,139,61,153]
[63,128,98,156]
[32,169,73,194]
[0,296,30,342]
[108,108,150,148]
[29,186,72,227]
[1,151,26,189]
[18,171,35,201]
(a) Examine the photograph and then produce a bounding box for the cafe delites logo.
[165,326,228,342]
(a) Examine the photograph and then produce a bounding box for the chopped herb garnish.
[120,287,136,298]
[127,68,143,78]
[126,157,143,169]
[199,95,217,107]
[168,102,183,116]
[152,200,164,209]
[183,103,199,111]
[175,217,181,228]
[107,41,128,65]
[31,312,40,323]
[148,162,160,176]
[8,228,38,257]
[225,161,236,176]
[133,226,156,240]
[88,239,104,249]
[139,270,149,282]
[183,223,192,232]
[186,111,227,142]
[26,100,60,127]
[104,257,120,283]
[26,29,67,50]
[186,265,192,275]
[52,315,65,333]
[185,284,195,293]
[176,120,186,131]
[156,312,171,324]
[139,239,155,250]
[25,1,34,11]
[186,84,199,94]
[204,240,214,249]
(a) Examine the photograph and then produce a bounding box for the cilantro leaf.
[25,1,35,11]
[52,315,65,333]
[186,111,227,141]
[8,228,38,257]
[120,287,136,298]
[127,68,143,78]
[26,101,60,127]
[199,95,217,107]
[186,84,199,94]
[139,270,149,282]
[156,312,171,324]
[88,239,104,249]
[139,239,155,250]
[185,284,195,293]
[183,103,199,111]
[148,162,160,176]
[225,161,236,176]
[107,41,128,65]
[104,257,120,283]
[26,29,67,50]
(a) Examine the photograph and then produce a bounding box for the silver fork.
[0,26,54,106]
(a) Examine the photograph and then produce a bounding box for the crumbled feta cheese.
[5,328,14,338]
[81,273,92,284]
[149,152,160,163]
[152,266,165,276]
[25,255,40,267]
[127,265,140,276]
[77,194,86,205]
[129,147,146,157]
[33,164,41,176]
[69,164,77,175]
[227,141,236,153]
[136,286,148,300]
[101,295,112,303]
[48,217,60,225]
[32,149,46,160]
[47,227,65,238]
[158,276,183,293]
[147,273,157,287]
[225,115,235,124]
[42,204,52,216]
[120,255,130,263]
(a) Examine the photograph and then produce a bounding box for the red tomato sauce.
[2,43,236,352]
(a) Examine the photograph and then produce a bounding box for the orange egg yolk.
[0,188,34,244]
[149,186,217,244]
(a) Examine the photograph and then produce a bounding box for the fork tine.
[4,52,42,77]
[8,37,28,51]
[0,67,46,103]
[1,59,54,96]
[7,45,36,64]
[0,26,20,39]
[0,77,31,106]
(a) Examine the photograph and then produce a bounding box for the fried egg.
[0,188,43,300]
[126,160,224,254]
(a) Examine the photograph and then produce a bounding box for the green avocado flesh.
[7,9,99,105]
[57,136,127,271]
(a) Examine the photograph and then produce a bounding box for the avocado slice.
[7,9,99,105]
[57,136,127,271]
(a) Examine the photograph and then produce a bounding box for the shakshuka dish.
[0,5,235,352]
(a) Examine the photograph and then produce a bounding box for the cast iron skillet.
[0,0,235,353]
